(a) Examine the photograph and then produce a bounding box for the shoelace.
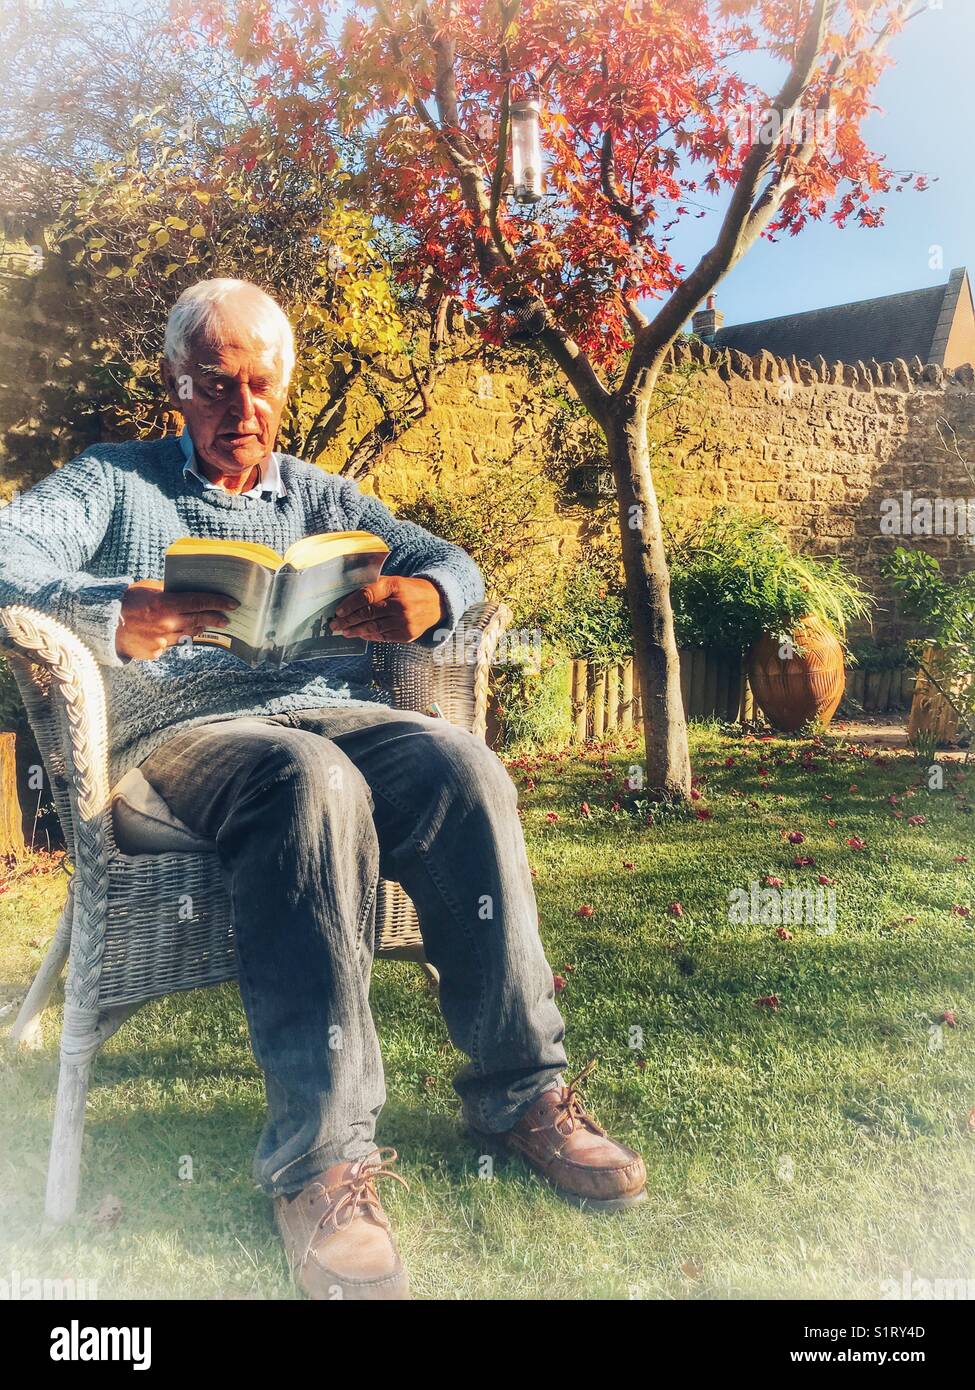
[532,1059,608,1138]
[306,1147,409,1241]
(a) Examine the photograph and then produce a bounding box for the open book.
[163,531,390,666]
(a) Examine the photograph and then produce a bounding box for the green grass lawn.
[2,725,974,1300]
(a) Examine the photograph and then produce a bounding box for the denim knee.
[224,727,374,832]
[422,723,518,813]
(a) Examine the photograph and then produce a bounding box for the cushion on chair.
[111,768,214,855]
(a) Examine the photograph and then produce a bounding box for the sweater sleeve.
[333,477,486,645]
[0,449,133,667]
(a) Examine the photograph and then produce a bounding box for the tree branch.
[298,358,361,460]
[626,0,836,375]
[622,0,913,395]
[598,54,644,235]
[336,291,464,479]
[378,0,612,426]
[488,80,514,268]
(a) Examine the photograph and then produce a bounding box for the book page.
[283,530,389,570]
[272,549,388,662]
[164,550,276,664]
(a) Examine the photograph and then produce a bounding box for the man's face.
[163,333,290,480]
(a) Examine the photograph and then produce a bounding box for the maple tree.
[188,0,922,798]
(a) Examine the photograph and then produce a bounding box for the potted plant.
[667,510,871,732]
[883,548,975,746]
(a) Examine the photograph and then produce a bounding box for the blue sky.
[670,1,974,330]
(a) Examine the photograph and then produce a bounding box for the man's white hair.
[163,278,295,382]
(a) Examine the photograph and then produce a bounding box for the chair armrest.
[0,604,111,848]
[0,606,114,1017]
[369,600,513,738]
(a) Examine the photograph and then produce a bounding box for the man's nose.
[231,381,258,425]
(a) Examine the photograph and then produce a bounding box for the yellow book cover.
[163,531,390,666]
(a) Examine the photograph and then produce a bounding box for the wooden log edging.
[568,648,739,741]
[571,659,588,743]
[620,660,634,730]
[564,650,917,743]
[573,660,644,740]
[845,666,916,713]
[0,730,24,858]
[591,665,606,738]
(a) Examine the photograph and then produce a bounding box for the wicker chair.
[0,599,511,1222]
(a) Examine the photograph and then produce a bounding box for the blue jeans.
[137,706,567,1195]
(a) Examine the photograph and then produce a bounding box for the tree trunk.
[605,389,691,800]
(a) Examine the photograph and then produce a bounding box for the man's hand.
[330,576,445,644]
[116,579,239,661]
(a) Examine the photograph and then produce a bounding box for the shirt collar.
[179,428,287,501]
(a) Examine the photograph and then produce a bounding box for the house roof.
[711,281,950,365]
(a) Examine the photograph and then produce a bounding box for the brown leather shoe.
[273,1147,410,1300]
[479,1063,647,1212]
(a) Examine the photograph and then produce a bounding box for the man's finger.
[332,596,394,628]
[333,592,373,623]
[336,613,400,640]
[158,609,231,634]
[331,604,397,636]
[171,591,239,613]
[333,617,396,637]
[333,579,392,623]
[343,621,402,643]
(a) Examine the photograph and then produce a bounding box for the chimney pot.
[692,295,725,342]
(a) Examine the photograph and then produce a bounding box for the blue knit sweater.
[0,438,485,783]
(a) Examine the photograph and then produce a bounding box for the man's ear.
[159,356,181,410]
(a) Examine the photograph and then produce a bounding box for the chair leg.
[9,899,72,1050]
[44,1050,93,1224]
[41,1004,140,1224]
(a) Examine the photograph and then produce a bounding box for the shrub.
[533,557,632,664]
[884,547,975,732]
[883,548,975,639]
[395,450,566,629]
[493,640,573,751]
[666,508,871,652]
[847,636,911,671]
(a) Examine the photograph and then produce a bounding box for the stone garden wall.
[3,250,975,635]
[360,341,975,634]
[650,341,975,610]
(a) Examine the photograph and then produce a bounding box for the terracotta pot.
[747,616,845,733]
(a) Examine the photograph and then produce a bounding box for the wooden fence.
[845,666,916,714]
[571,648,746,741]
[569,651,915,740]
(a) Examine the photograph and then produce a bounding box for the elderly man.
[0,279,645,1299]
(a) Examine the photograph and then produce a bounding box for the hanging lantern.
[509,95,544,204]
